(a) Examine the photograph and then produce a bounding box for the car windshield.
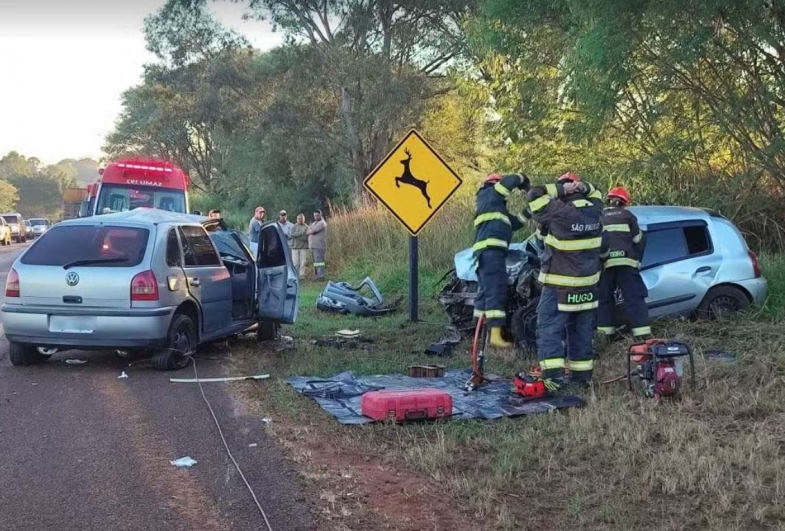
[30,219,47,226]
[95,184,186,214]
[21,225,149,267]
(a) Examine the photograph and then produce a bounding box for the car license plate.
[49,315,97,333]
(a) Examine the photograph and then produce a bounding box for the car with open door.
[0,208,299,370]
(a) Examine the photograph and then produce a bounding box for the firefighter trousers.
[537,286,595,383]
[597,265,651,338]
[474,248,508,328]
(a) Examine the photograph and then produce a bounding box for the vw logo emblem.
[65,272,80,287]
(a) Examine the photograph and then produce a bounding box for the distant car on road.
[441,206,768,347]
[1,209,300,369]
[23,220,34,240]
[27,218,50,238]
[1,213,27,243]
[0,217,12,246]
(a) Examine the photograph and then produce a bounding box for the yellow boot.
[489,327,513,349]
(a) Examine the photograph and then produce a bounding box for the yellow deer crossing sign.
[363,129,463,236]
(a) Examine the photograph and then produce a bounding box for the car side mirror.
[192,210,202,216]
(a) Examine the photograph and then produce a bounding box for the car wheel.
[152,313,197,371]
[696,286,750,319]
[511,297,539,357]
[9,342,49,366]
[256,319,279,342]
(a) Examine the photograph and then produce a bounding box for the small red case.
[361,388,453,422]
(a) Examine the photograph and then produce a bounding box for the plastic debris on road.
[248,443,258,448]
[118,371,129,379]
[170,456,197,468]
[169,374,269,384]
[65,359,88,365]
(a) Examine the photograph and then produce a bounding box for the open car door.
[256,223,299,324]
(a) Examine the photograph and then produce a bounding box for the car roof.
[627,205,714,226]
[56,208,208,228]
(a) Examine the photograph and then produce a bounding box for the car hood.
[454,235,543,282]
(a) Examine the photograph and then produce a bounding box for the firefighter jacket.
[527,182,604,311]
[472,174,528,255]
[600,206,644,268]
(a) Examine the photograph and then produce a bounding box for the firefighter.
[526,173,603,387]
[597,186,651,340]
[473,173,531,348]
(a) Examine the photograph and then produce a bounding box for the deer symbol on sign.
[395,148,432,209]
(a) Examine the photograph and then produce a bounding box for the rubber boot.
[489,327,513,349]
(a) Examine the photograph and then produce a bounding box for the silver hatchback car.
[631,206,766,318]
[1,209,299,369]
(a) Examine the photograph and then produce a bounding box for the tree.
[182,0,477,196]
[0,179,19,212]
[7,174,62,220]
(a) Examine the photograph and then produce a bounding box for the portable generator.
[627,339,695,399]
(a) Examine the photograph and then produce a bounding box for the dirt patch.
[226,349,483,531]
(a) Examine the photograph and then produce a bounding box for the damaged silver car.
[439,206,767,350]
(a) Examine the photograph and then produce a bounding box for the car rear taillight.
[131,270,159,301]
[749,251,762,278]
[5,268,19,297]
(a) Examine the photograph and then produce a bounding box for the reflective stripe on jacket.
[527,182,603,288]
[473,174,527,254]
[600,206,644,269]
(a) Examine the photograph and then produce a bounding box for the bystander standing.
[290,213,309,279]
[248,206,266,244]
[307,209,327,280]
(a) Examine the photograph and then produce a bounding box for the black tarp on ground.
[287,369,585,425]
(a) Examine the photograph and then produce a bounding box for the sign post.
[363,129,462,323]
[409,235,418,322]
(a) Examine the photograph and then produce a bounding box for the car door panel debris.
[316,277,397,316]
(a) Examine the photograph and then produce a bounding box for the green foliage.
[0,179,19,212]
[472,0,785,249]
[7,174,63,219]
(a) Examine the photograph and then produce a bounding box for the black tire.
[256,320,279,342]
[696,286,750,319]
[152,313,197,370]
[9,342,49,366]
[511,297,539,356]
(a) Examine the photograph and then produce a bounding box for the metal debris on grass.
[705,349,737,363]
[170,456,197,468]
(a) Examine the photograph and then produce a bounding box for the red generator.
[361,389,453,422]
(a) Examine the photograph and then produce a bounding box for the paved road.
[0,243,313,531]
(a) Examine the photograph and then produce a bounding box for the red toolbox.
[361,388,453,422]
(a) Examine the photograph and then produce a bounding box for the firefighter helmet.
[607,186,631,205]
[558,172,581,183]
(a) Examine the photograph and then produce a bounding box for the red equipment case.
[361,389,453,422]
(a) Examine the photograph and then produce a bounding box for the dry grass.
[224,278,785,531]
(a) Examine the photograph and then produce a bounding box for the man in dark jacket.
[473,173,531,348]
[597,186,651,341]
[527,173,603,387]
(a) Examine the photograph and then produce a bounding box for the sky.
[0,0,283,164]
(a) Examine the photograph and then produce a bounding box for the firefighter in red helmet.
[526,172,604,387]
[473,172,531,348]
[597,186,651,341]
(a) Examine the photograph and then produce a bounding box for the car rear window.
[641,223,712,268]
[21,225,149,267]
[30,219,47,226]
[2,215,18,223]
